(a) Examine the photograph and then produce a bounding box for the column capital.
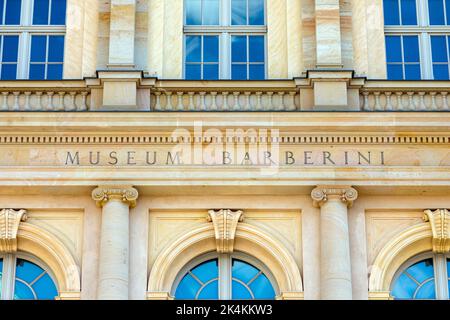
[92,186,139,208]
[311,186,358,208]
[423,209,450,253]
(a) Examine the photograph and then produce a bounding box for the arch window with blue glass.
[173,253,277,300]
[391,253,450,299]
[184,0,266,80]
[0,0,66,80]
[0,253,59,300]
[384,0,450,79]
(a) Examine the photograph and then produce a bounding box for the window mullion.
[3,254,16,300]
[434,254,449,300]
[420,32,433,79]
[218,254,232,300]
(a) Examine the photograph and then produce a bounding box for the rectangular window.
[430,35,450,79]
[428,0,450,25]
[383,0,418,25]
[385,35,421,80]
[0,35,19,79]
[0,0,66,80]
[184,0,266,80]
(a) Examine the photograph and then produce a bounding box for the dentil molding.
[92,186,139,208]
[311,186,358,208]
[423,209,450,253]
[207,209,244,254]
[0,208,28,253]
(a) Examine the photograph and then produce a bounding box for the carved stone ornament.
[311,186,358,208]
[92,186,139,208]
[0,209,28,253]
[423,209,450,253]
[207,209,244,253]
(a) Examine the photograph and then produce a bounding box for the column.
[314,0,342,68]
[108,0,136,68]
[311,186,358,300]
[92,186,138,300]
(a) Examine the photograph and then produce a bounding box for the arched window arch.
[0,252,58,300]
[172,252,277,300]
[391,252,450,300]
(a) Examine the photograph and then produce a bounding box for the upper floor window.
[173,253,276,300]
[184,0,266,80]
[0,0,66,80]
[384,0,450,80]
[0,253,58,300]
[391,253,449,299]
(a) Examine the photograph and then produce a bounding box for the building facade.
[0,0,449,300]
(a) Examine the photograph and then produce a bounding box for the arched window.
[0,253,58,300]
[173,252,277,300]
[391,253,450,299]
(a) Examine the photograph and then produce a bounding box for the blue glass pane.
[0,0,4,25]
[249,36,264,62]
[401,0,417,25]
[47,64,62,79]
[433,64,449,79]
[5,0,21,25]
[232,64,247,80]
[232,259,259,283]
[232,36,247,62]
[50,0,66,25]
[405,64,421,79]
[15,259,45,283]
[31,36,47,62]
[14,281,35,300]
[186,0,201,25]
[403,36,419,62]
[415,280,436,299]
[175,273,202,299]
[249,274,275,299]
[447,0,450,24]
[197,280,218,300]
[185,64,201,80]
[387,64,403,79]
[190,260,218,283]
[203,0,219,25]
[2,35,19,62]
[203,64,219,80]
[32,274,58,299]
[429,0,445,25]
[203,36,218,62]
[186,36,201,62]
[431,36,448,62]
[232,0,247,25]
[407,259,434,283]
[384,0,400,25]
[48,35,64,62]
[392,272,418,298]
[1,64,17,79]
[249,64,264,80]
[232,280,253,299]
[249,0,264,25]
[33,0,49,25]
[386,36,402,62]
[29,64,45,79]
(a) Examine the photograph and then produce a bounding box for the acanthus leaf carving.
[0,208,28,253]
[423,209,450,253]
[207,209,244,254]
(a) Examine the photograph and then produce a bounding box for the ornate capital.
[423,209,450,253]
[311,186,358,208]
[92,186,139,208]
[207,209,244,253]
[0,209,28,253]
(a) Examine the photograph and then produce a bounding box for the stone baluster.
[406,92,415,111]
[429,92,437,111]
[23,92,31,111]
[221,92,229,110]
[418,92,426,111]
[165,92,173,111]
[288,92,297,111]
[373,92,382,111]
[188,92,196,111]
[176,92,184,111]
[12,92,20,111]
[210,92,218,111]
[199,92,207,111]
[267,92,274,110]
[395,92,404,111]
[255,92,263,111]
[57,92,65,111]
[441,92,449,110]
[92,186,138,300]
[154,92,162,111]
[1,92,9,111]
[34,92,43,111]
[311,186,358,300]
[244,92,251,111]
[385,92,393,111]
[79,92,88,111]
[233,92,240,111]
[67,92,77,111]
[277,92,286,111]
[362,92,370,111]
[46,92,55,111]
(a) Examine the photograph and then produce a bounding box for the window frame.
[391,252,450,300]
[183,0,268,80]
[0,252,59,300]
[384,0,450,79]
[0,0,66,80]
[171,251,279,300]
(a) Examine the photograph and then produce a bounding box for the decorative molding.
[311,186,358,208]
[0,209,28,253]
[0,135,449,145]
[276,291,305,300]
[92,186,139,208]
[55,291,82,300]
[423,209,450,253]
[207,209,244,253]
[146,291,174,300]
[368,291,394,300]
